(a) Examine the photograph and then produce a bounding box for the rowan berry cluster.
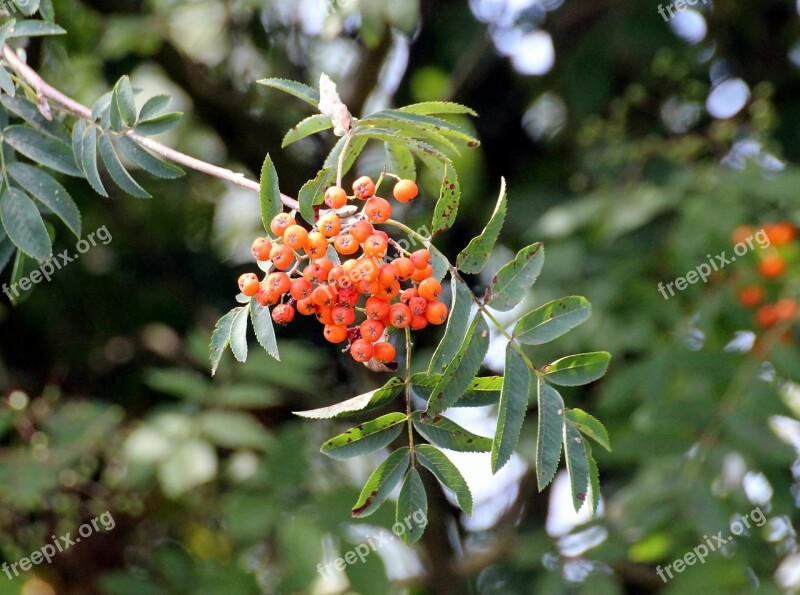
[236,174,448,364]
[733,222,798,333]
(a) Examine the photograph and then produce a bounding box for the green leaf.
[7,20,66,37]
[138,94,171,122]
[91,92,112,122]
[564,409,611,451]
[323,134,367,176]
[429,275,474,374]
[385,142,416,180]
[81,124,108,197]
[98,133,151,198]
[320,413,407,460]
[564,420,590,512]
[415,444,472,515]
[134,113,182,136]
[3,125,81,176]
[395,468,428,545]
[0,68,15,97]
[411,411,492,452]
[362,110,479,148]
[109,89,123,133]
[259,154,282,232]
[536,383,564,491]
[544,352,611,387]
[355,121,460,156]
[256,78,320,108]
[0,188,51,261]
[1,95,70,142]
[456,178,507,273]
[282,114,333,148]
[0,20,15,49]
[411,374,502,408]
[209,308,239,376]
[6,162,81,238]
[113,75,137,127]
[117,136,185,179]
[431,161,459,235]
[293,377,404,419]
[71,119,86,172]
[8,247,34,304]
[0,235,15,275]
[249,298,280,361]
[15,0,40,18]
[399,102,478,117]
[426,314,490,415]
[513,296,592,345]
[298,166,334,224]
[486,242,544,312]
[351,447,411,517]
[230,303,250,363]
[585,442,601,516]
[198,411,271,450]
[491,344,531,473]
[429,243,449,282]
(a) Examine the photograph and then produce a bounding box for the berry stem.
[1,44,300,210]
[405,325,415,462]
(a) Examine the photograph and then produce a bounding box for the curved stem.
[336,132,352,188]
[1,45,300,210]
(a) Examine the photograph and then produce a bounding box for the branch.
[1,45,300,210]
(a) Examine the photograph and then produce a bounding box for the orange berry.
[251,237,272,261]
[312,285,338,308]
[360,319,385,342]
[334,233,359,255]
[364,196,392,223]
[266,272,291,296]
[378,281,401,301]
[759,255,787,278]
[297,297,316,315]
[731,225,753,246]
[775,298,799,322]
[373,341,396,363]
[394,257,415,280]
[411,264,434,282]
[270,213,295,237]
[400,287,419,303]
[256,286,279,306]
[349,219,375,244]
[738,285,764,308]
[363,234,388,258]
[272,304,295,325]
[364,279,382,296]
[418,278,442,301]
[393,179,419,203]
[366,296,390,320]
[238,273,260,296]
[353,176,376,200]
[324,324,348,343]
[324,186,348,209]
[410,249,431,269]
[305,231,329,259]
[338,286,359,308]
[408,297,428,317]
[283,224,309,250]
[318,213,342,238]
[350,339,374,362]
[316,305,334,325]
[410,314,428,330]
[756,304,779,328]
[389,303,412,328]
[269,244,295,270]
[328,265,346,286]
[303,261,331,284]
[764,223,796,247]
[331,305,356,326]
[379,263,399,286]
[425,301,448,325]
[290,278,313,300]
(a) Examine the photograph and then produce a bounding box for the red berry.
[373,341,396,363]
[360,319,385,343]
[350,339,375,362]
[272,304,295,325]
[418,278,442,301]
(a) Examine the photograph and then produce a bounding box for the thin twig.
[1,45,300,210]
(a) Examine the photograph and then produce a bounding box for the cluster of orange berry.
[236,175,448,364]
[734,222,798,331]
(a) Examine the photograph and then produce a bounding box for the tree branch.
[1,44,300,210]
